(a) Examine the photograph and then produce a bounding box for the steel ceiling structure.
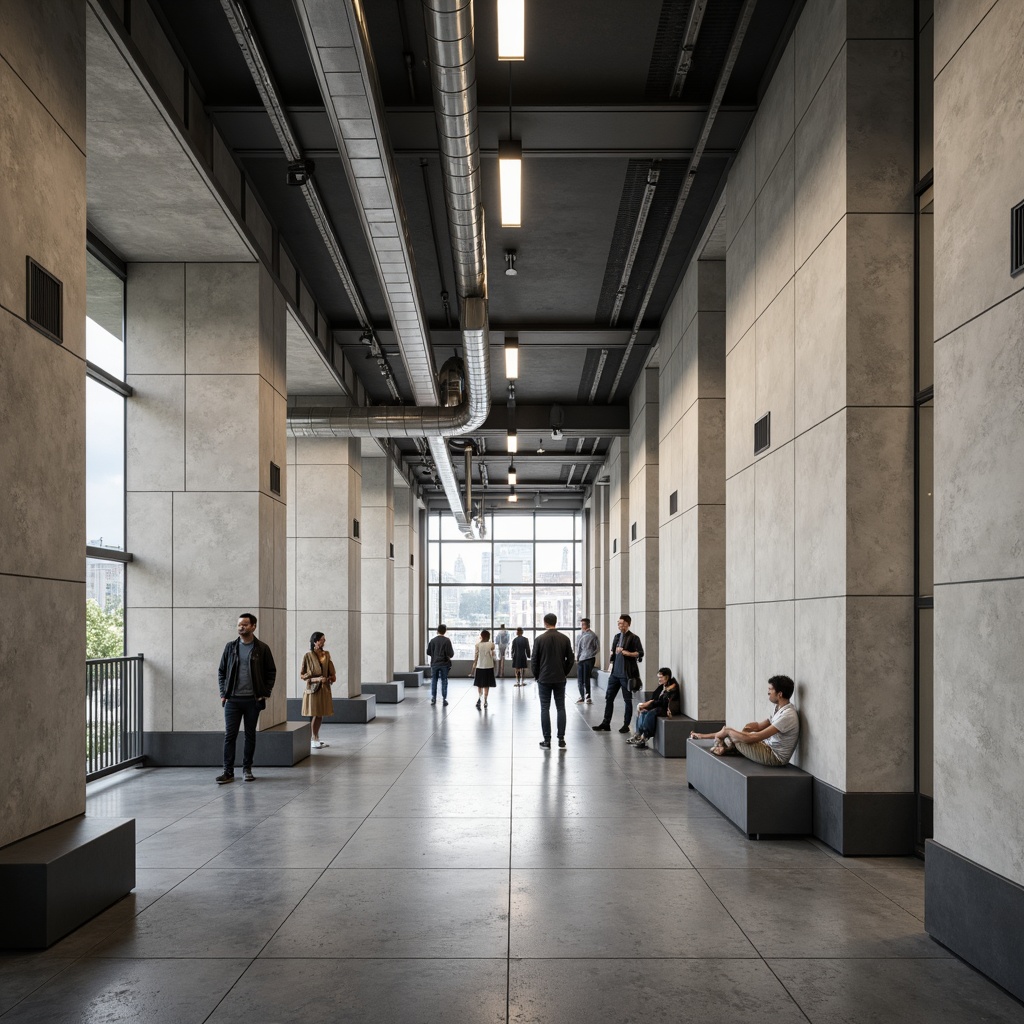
[149,0,802,511]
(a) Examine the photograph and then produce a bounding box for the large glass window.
[427,512,584,652]
[85,249,128,657]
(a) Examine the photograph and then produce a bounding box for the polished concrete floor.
[3,678,1023,1023]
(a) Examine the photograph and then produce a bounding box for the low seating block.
[361,681,405,703]
[144,722,311,766]
[652,717,724,757]
[287,695,376,724]
[686,738,812,837]
[393,671,422,688]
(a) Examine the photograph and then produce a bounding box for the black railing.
[86,654,144,781]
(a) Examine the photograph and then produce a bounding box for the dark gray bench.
[393,671,421,688]
[686,738,812,837]
[144,722,311,766]
[652,716,724,757]
[0,817,135,948]
[361,681,405,703]
[287,694,376,724]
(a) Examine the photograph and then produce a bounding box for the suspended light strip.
[497,0,525,60]
[499,140,522,227]
[508,463,517,485]
[504,336,519,379]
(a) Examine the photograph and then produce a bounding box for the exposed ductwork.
[286,0,490,534]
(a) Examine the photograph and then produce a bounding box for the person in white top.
[690,675,799,766]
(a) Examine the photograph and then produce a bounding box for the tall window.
[427,512,583,659]
[85,248,130,658]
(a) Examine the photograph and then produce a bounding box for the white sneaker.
[312,739,324,749]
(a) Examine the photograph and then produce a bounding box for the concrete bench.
[0,817,135,948]
[393,671,422,688]
[144,722,311,766]
[686,738,812,838]
[287,695,376,724]
[652,716,725,757]
[361,681,405,703]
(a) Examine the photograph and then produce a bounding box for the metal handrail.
[86,653,144,781]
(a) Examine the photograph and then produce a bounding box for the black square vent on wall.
[754,412,771,455]
[1012,199,1024,277]
[26,257,63,344]
[669,491,678,516]
[269,462,281,495]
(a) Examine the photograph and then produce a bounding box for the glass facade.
[85,250,127,657]
[427,512,583,660]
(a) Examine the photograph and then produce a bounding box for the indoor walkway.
[1,679,1022,1023]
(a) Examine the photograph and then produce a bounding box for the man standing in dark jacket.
[531,612,575,749]
[216,612,277,783]
[593,613,644,734]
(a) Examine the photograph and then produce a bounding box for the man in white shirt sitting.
[690,675,799,766]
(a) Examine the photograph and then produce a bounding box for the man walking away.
[592,613,643,734]
[574,617,599,704]
[531,613,575,749]
[427,624,454,706]
[217,612,276,783]
[495,624,510,677]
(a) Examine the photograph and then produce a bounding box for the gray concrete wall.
[126,262,288,731]
[724,0,915,791]
[360,442,394,682]
[628,369,660,676]
[932,0,1024,887]
[0,0,88,848]
[658,260,726,718]
[286,435,362,700]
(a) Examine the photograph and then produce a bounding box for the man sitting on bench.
[690,675,799,766]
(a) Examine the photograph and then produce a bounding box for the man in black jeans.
[592,613,643,734]
[216,612,277,783]
[531,612,575,749]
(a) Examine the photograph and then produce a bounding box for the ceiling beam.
[332,327,658,349]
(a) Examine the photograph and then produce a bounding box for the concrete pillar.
[0,0,87,847]
[360,441,394,682]
[659,261,726,718]
[126,263,288,732]
[593,478,611,648]
[607,438,630,617]
[286,434,362,699]
[628,369,661,676]
[926,0,1024,999]
[392,469,415,672]
[724,0,914,853]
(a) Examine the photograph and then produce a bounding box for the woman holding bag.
[301,631,336,748]
[470,629,496,709]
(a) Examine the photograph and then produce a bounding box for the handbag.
[305,653,323,694]
[630,677,643,692]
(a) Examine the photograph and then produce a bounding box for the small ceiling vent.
[26,257,63,344]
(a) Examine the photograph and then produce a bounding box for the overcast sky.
[86,318,125,549]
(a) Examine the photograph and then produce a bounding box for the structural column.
[0,0,87,847]
[360,441,394,682]
[606,438,630,619]
[286,433,362,698]
[392,469,416,672]
[627,369,661,676]
[660,259,726,718]
[126,263,288,734]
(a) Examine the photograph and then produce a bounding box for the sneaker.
[586,697,593,704]
[575,698,585,704]
[558,739,566,748]
[592,723,611,732]
[618,725,631,734]
[539,740,551,748]
[431,700,436,705]
[215,772,234,785]
[242,769,255,782]
[634,740,647,749]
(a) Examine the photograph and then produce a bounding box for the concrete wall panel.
[126,491,172,606]
[754,139,795,318]
[754,280,795,452]
[754,444,795,603]
[125,264,184,374]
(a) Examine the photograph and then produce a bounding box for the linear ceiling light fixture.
[508,463,517,485]
[507,486,518,503]
[504,335,519,379]
[507,428,518,454]
[499,139,522,227]
[497,0,525,60]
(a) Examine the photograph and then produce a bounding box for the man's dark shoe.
[443,700,449,706]
[539,740,551,748]
[558,739,566,748]
[618,725,631,733]
[243,769,255,782]
[216,772,234,785]
[592,723,611,731]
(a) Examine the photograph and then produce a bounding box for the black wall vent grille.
[1012,200,1024,277]
[631,521,637,541]
[27,257,63,344]
[389,542,394,559]
[613,538,618,554]
[754,412,771,455]
[669,490,678,516]
[269,462,281,495]
[353,519,360,539]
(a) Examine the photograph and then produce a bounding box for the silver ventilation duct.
[287,0,490,534]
